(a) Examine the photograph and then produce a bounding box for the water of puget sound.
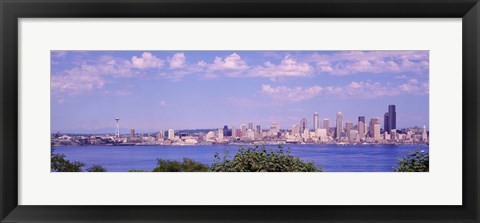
[53,144,429,172]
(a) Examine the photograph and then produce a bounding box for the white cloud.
[250,56,314,79]
[160,101,167,106]
[309,51,429,76]
[208,53,249,71]
[169,53,186,69]
[51,66,106,96]
[131,52,164,69]
[261,80,428,102]
[261,84,323,102]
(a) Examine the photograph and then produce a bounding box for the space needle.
[115,117,120,138]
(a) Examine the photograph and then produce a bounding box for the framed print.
[1,0,479,222]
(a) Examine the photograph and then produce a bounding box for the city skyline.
[51,51,429,133]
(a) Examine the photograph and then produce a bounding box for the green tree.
[153,158,209,172]
[51,153,85,172]
[210,145,322,172]
[394,150,429,172]
[86,164,107,172]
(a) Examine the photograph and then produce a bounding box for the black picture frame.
[1,0,479,222]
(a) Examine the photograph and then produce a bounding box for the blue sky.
[51,51,429,133]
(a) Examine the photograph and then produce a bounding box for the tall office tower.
[256,125,261,138]
[313,112,319,130]
[218,128,224,140]
[300,118,308,133]
[231,125,237,138]
[223,125,229,136]
[358,116,365,139]
[115,117,120,138]
[323,118,329,129]
[130,129,135,138]
[385,105,396,133]
[272,122,280,133]
[345,122,353,139]
[157,130,164,141]
[248,122,254,130]
[373,123,381,140]
[168,129,175,140]
[384,112,390,133]
[369,117,380,138]
[336,112,343,139]
[241,124,247,136]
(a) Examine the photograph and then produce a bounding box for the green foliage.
[210,145,322,172]
[152,158,209,172]
[394,150,429,172]
[51,153,85,172]
[87,164,107,172]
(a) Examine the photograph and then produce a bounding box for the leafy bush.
[87,164,108,172]
[394,150,429,172]
[153,158,209,172]
[210,145,322,172]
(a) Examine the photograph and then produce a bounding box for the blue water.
[53,144,429,172]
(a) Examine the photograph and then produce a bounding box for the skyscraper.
[300,118,307,133]
[369,117,380,138]
[248,122,254,130]
[241,124,247,137]
[313,112,319,130]
[384,112,389,133]
[385,105,396,133]
[358,116,365,140]
[336,112,343,139]
[168,129,175,140]
[323,118,329,129]
[345,122,353,139]
[256,125,261,139]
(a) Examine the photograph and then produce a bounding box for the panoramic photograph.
[51,50,429,172]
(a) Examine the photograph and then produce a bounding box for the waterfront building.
[218,128,224,140]
[316,128,327,142]
[246,129,255,140]
[168,129,175,140]
[336,112,343,139]
[390,129,397,141]
[300,118,307,133]
[313,112,319,130]
[130,129,135,138]
[349,130,358,142]
[358,116,365,140]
